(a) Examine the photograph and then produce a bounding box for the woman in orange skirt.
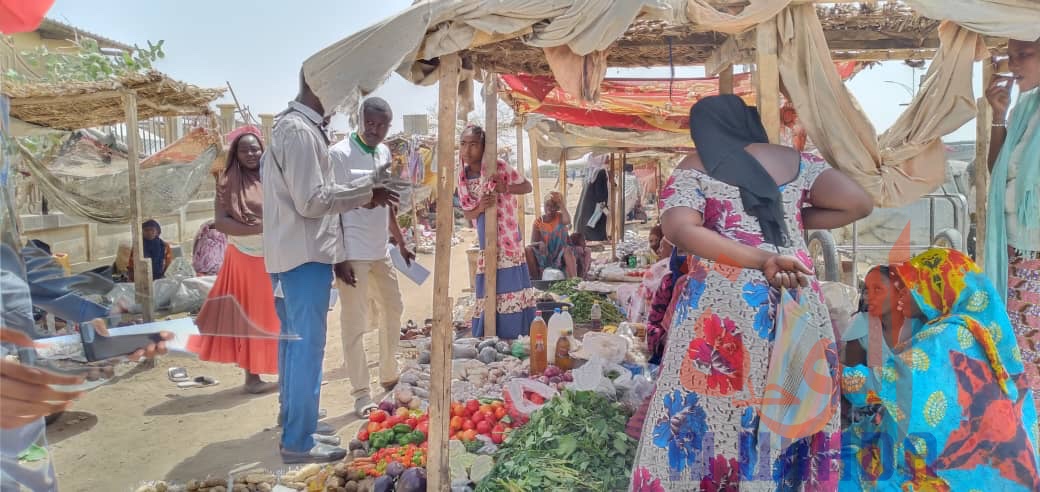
[188,127,279,394]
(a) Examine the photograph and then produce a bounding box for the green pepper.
[408,430,426,445]
[396,433,413,446]
[412,453,423,466]
[371,429,395,450]
[392,424,413,435]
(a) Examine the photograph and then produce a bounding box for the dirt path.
[47,230,477,492]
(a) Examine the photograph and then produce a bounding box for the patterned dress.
[631,158,841,491]
[841,248,1039,491]
[458,160,537,339]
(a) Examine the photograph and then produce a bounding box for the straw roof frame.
[2,71,224,130]
[467,2,1003,75]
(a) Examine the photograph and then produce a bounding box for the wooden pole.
[516,118,526,242]
[609,153,618,260]
[123,91,154,322]
[618,152,626,242]
[719,65,735,95]
[974,61,993,264]
[428,53,461,492]
[259,113,275,144]
[656,159,663,220]
[529,131,541,213]
[482,74,500,338]
[561,148,569,198]
[755,18,781,144]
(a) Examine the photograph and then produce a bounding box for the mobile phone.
[993,55,1012,77]
[79,325,162,362]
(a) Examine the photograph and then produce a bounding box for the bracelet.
[992,122,1007,127]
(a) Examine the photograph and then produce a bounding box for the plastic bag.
[503,378,558,425]
[106,283,138,313]
[165,257,196,279]
[169,276,214,313]
[568,356,617,397]
[572,332,629,364]
[152,278,180,309]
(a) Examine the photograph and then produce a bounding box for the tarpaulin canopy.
[502,62,859,133]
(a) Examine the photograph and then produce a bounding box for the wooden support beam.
[482,74,500,338]
[123,91,154,322]
[558,150,567,197]
[618,152,627,242]
[428,52,461,492]
[516,119,526,242]
[529,131,541,213]
[259,113,275,144]
[755,18,781,144]
[719,65,735,95]
[974,61,993,265]
[609,153,617,260]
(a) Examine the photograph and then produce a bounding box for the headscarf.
[893,248,1016,398]
[585,153,608,184]
[216,127,264,227]
[689,95,789,247]
[141,219,165,280]
[985,87,1040,301]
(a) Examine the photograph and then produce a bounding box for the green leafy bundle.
[475,390,635,492]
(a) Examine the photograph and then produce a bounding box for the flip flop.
[177,376,219,389]
[167,367,189,383]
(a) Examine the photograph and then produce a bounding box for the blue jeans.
[271,262,331,452]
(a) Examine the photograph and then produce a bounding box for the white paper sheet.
[390,245,430,285]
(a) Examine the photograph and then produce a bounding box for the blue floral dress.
[630,158,841,491]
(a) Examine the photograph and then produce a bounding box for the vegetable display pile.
[545,279,623,324]
[450,398,517,449]
[475,390,636,492]
[547,278,581,296]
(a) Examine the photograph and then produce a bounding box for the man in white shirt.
[329,98,415,416]
[262,71,397,463]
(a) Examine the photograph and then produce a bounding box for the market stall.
[291,0,1032,489]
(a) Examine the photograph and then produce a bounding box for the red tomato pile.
[357,406,430,443]
[449,399,515,444]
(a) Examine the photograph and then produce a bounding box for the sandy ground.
[46,229,477,492]
[44,176,623,491]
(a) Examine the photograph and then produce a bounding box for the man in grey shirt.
[262,70,397,463]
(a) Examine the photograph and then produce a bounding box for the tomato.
[450,416,463,431]
[461,429,478,441]
[369,410,388,423]
[358,430,370,441]
[367,422,382,434]
[386,415,404,427]
[475,420,492,435]
[470,411,484,424]
[494,406,508,420]
[395,407,410,418]
[482,411,496,423]
[465,399,481,414]
[491,424,506,444]
[529,393,545,405]
[451,402,465,417]
[380,421,392,431]
[462,419,475,431]
[405,418,418,428]
[417,421,429,436]
[478,404,492,415]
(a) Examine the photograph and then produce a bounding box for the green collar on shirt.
[351,132,376,155]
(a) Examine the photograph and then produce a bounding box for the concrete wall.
[21,197,216,271]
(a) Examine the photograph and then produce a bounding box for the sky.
[46,0,986,169]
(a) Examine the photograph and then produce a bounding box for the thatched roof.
[468,2,997,75]
[2,71,224,131]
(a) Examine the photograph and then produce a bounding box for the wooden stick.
[516,117,526,242]
[558,149,567,197]
[974,61,993,264]
[609,153,618,260]
[428,53,461,492]
[719,65,735,95]
[482,73,499,338]
[123,90,153,322]
[618,152,627,242]
[529,131,541,214]
[756,17,781,144]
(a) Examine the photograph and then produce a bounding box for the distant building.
[403,114,429,135]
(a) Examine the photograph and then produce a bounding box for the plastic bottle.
[529,311,548,377]
[547,308,564,364]
[590,302,602,331]
[560,306,574,334]
[555,325,573,371]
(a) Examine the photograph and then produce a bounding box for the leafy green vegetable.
[475,390,635,492]
[544,279,623,324]
[547,278,581,297]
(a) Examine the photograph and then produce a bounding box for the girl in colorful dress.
[526,191,582,279]
[457,125,536,339]
[630,95,872,491]
[841,248,1039,490]
[188,127,279,394]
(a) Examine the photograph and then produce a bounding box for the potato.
[325,475,345,488]
[256,484,272,492]
[245,474,275,484]
[344,482,359,492]
[295,464,321,481]
[187,480,201,491]
[231,485,249,492]
[204,479,225,488]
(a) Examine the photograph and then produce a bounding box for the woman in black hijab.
[628,95,872,491]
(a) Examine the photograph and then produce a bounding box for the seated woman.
[127,219,173,281]
[526,192,582,279]
[840,265,907,368]
[841,248,1039,491]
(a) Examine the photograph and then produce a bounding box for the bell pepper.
[371,429,395,450]
[392,423,413,435]
[412,451,423,467]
